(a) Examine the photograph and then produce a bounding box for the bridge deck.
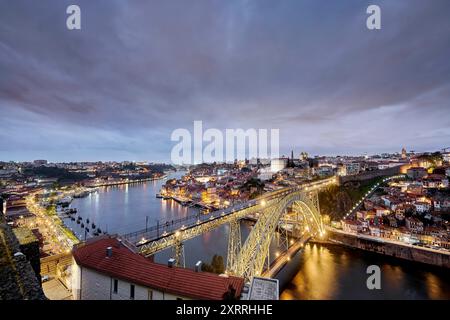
[262,235,310,278]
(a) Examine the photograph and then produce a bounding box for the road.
[262,234,311,278]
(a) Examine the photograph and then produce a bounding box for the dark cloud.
[0,0,449,161]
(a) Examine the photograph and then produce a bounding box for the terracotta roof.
[72,237,244,300]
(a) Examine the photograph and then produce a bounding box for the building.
[258,168,274,181]
[406,183,424,195]
[299,152,309,161]
[406,167,427,180]
[442,152,450,163]
[422,174,449,189]
[401,147,407,159]
[413,202,430,213]
[33,160,48,166]
[374,206,390,217]
[314,165,334,177]
[270,158,288,173]
[405,217,424,233]
[386,215,398,228]
[71,237,244,300]
[342,219,362,234]
[339,162,360,176]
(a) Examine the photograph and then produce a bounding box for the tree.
[211,254,225,274]
[201,254,225,274]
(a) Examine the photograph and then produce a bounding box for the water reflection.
[281,243,450,300]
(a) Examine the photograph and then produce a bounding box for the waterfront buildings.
[341,171,450,248]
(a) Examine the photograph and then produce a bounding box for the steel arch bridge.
[226,189,325,280]
[121,177,336,279]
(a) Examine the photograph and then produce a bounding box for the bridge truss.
[227,190,325,280]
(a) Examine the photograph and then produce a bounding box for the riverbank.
[25,193,79,254]
[88,174,167,188]
[39,174,170,243]
[327,228,450,268]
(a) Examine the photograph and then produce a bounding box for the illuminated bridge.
[120,176,337,281]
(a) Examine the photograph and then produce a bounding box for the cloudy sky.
[1,0,449,162]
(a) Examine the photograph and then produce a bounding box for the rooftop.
[72,236,244,300]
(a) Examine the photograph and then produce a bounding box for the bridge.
[120,176,337,281]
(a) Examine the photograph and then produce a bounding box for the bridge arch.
[227,189,324,280]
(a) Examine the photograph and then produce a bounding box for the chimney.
[168,258,175,268]
[195,261,202,272]
[106,246,113,258]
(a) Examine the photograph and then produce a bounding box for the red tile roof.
[72,237,244,300]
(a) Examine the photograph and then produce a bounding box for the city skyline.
[1,0,450,162]
[0,146,444,164]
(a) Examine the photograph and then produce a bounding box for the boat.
[92,223,96,229]
[86,218,90,224]
[86,227,90,233]
[64,208,77,215]
[73,190,89,198]
[81,223,84,228]
[76,220,80,224]
[156,193,163,198]
[57,196,73,206]
[97,228,102,233]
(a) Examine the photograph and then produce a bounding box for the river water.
[65,172,450,300]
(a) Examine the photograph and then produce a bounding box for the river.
[64,172,450,300]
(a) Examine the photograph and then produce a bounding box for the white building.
[270,158,288,173]
[71,237,244,300]
[258,167,274,181]
[413,202,431,213]
[443,152,450,163]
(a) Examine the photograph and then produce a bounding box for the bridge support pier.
[173,239,185,268]
[226,220,241,273]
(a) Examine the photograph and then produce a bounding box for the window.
[148,289,153,300]
[113,279,118,294]
[130,284,135,300]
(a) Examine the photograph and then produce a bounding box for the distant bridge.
[121,176,337,280]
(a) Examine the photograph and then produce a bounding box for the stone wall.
[329,230,450,268]
[13,228,41,285]
[338,166,403,186]
[0,221,46,300]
